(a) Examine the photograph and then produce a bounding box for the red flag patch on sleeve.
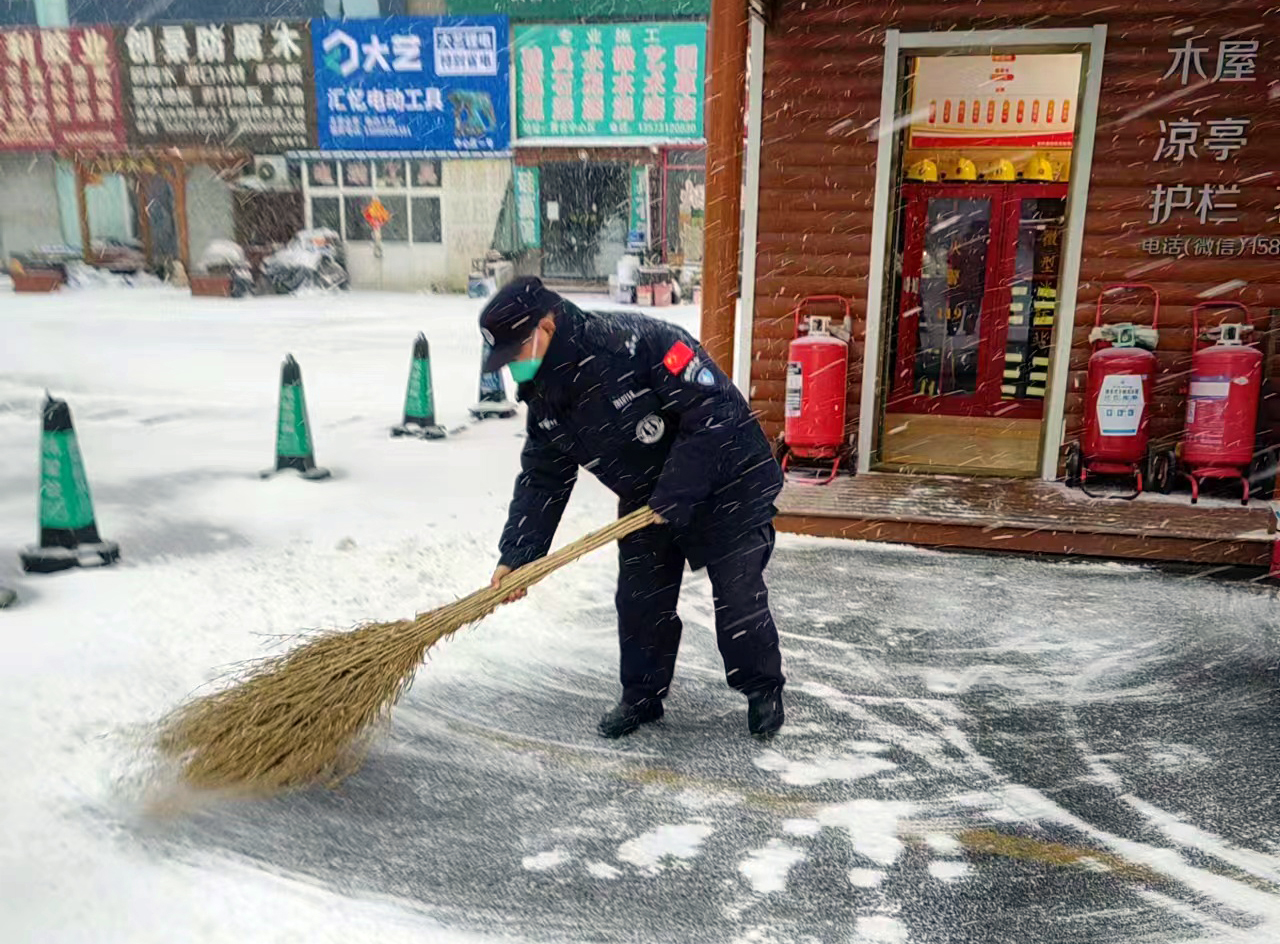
[663,341,696,375]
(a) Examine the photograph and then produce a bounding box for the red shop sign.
[0,27,126,152]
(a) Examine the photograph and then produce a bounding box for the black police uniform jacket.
[498,301,783,571]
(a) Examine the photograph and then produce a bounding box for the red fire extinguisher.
[1065,284,1174,497]
[1182,301,1262,505]
[781,296,851,485]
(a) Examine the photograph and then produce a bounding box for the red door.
[888,183,1068,420]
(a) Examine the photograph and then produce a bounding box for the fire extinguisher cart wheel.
[1144,447,1177,495]
[1063,442,1084,489]
[782,296,852,487]
[1071,284,1161,500]
[1181,302,1262,507]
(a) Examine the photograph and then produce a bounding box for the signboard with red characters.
[0,27,125,152]
[908,53,1081,149]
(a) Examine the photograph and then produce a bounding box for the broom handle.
[497,506,662,597]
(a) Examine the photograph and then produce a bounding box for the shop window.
[309,161,338,188]
[342,160,372,188]
[379,195,409,242]
[377,160,407,189]
[311,196,340,235]
[413,160,442,188]
[343,196,372,242]
[412,197,442,244]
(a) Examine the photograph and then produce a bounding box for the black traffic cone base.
[391,420,449,439]
[468,399,518,420]
[21,539,120,574]
[259,462,332,481]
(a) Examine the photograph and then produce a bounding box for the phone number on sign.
[1140,235,1280,256]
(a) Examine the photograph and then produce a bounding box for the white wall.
[443,158,511,292]
[184,164,235,263]
[0,155,65,263]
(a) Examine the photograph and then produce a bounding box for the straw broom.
[156,507,661,796]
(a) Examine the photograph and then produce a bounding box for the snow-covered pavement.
[2,287,1280,944]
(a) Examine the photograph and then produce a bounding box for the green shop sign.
[448,0,708,19]
[514,22,706,141]
[514,166,542,249]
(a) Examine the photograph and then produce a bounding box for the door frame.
[858,25,1108,479]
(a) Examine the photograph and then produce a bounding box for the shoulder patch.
[663,341,696,375]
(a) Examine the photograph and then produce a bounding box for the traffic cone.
[261,355,331,480]
[391,334,447,439]
[468,338,518,421]
[20,394,120,574]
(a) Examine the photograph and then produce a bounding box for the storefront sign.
[118,21,315,152]
[514,22,706,141]
[0,27,125,151]
[514,165,540,249]
[312,16,509,154]
[446,0,708,18]
[1142,35,1265,248]
[628,165,649,249]
[908,53,1080,149]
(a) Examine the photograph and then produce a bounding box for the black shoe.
[747,688,784,738]
[598,700,664,739]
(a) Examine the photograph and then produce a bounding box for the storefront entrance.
[539,161,630,282]
[883,182,1067,472]
[873,46,1085,476]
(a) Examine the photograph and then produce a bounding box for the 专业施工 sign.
[117,20,315,152]
[0,27,125,152]
[312,16,510,154]
[514,22,706,141]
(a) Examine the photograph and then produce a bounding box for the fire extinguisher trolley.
[1182,301,1262,505]
[1064,284,1174,497]
[781,295,852,485]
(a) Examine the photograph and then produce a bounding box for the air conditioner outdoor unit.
[252,156,291,189]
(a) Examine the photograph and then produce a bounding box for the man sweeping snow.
[484,277,786,739]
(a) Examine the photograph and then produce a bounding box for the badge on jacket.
[635,413,666,444]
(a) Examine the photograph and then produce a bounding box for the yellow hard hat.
[985,159,1016,181]
[1023,156,1054,181]
[950,157,977,182]
[906,158,939,183]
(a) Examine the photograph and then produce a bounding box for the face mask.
[507,331,544,384]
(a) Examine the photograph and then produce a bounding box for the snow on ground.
[5,285,1280,944]
[0,286,698,943]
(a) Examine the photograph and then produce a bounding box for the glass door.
[888,183,1068,419]
[889,184,1006,415]
[994,187,1068,415]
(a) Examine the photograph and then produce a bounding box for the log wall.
[751,0,1280,462]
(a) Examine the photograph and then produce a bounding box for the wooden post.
[74,158,91,261]
[700,0,749,373]
[134,173,153,268]
[171,157,191,276]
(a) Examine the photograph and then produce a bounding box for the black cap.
[479,276,562,372]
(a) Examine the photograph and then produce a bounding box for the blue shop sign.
[311,15,510,154]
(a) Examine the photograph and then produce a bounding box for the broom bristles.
[156,508,660,795]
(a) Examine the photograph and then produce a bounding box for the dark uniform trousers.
[615,521,785,706]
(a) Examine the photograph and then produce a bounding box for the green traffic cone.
[391,333,447,439]
[261,355,330,481]
[20,394,120,574]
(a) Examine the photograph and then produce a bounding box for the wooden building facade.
[700,0,1280,566]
